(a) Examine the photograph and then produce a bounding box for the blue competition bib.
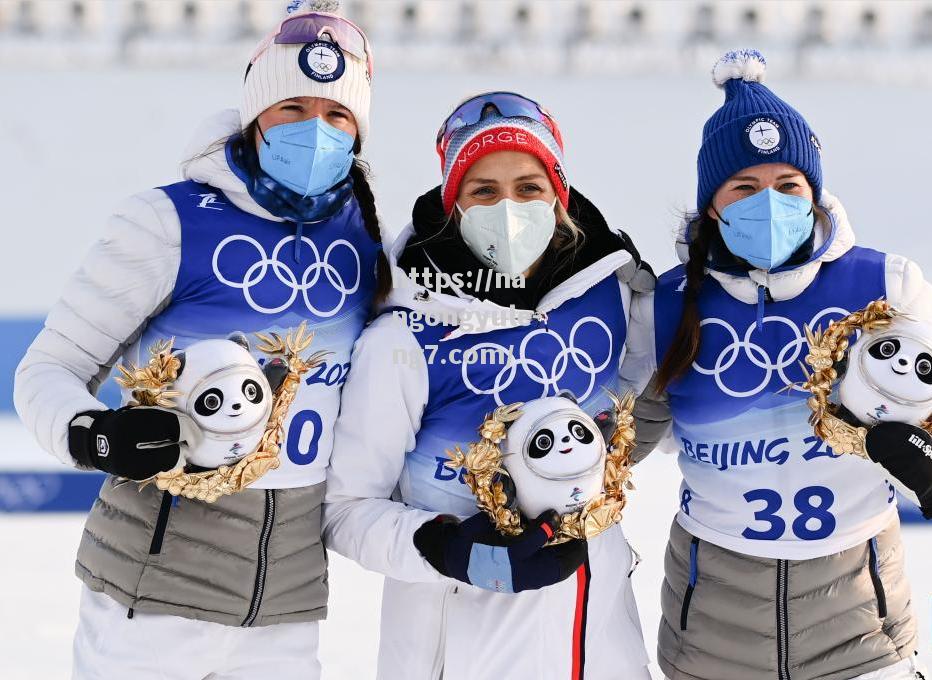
[399,275,627,516]
[655,248,897,558]
[136,180,380,487]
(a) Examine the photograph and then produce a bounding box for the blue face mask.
[258,117,355,198]
[716,188,815,271]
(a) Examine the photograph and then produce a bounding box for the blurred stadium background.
[1,1,931,678]
[1,0,932,82]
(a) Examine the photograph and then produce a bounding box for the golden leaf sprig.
[557,390,636,542]
[447,402,525,537]
[115,338,183,408]
[797,299,929,458]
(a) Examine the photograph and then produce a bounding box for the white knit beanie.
[239,0,371,143]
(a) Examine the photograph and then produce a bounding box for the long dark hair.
[237,121,392,306]
[654,212,718,393]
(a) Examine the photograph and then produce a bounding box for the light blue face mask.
[258,117,355,198]
[716,188,815,271]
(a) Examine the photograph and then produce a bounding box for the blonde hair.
[553,201,585,255]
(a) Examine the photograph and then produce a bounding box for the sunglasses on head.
[436,91,563,157]
[249,12,374,80]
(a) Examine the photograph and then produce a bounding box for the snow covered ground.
[2,66,931,678]
[2,450,931,679]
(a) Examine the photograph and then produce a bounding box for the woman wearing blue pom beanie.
[629,50,932,679]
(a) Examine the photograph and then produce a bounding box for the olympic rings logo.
[212,234,360,316]
[693,307,850,398]
[462,316,614,406]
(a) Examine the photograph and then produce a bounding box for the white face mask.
[457,198,558,275]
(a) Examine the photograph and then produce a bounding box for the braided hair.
[654,213,717,393]
[349,156,392,305]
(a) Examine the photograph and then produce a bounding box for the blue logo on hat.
[744,117,782,156]
[299,40,345,83]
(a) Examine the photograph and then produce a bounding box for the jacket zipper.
[242,489,275,627]
[679,536,700,630]
[148,491,173,555]
[755,283,772,333]
[868,537,888,619]
[431,584,454,679]
[777,559,791,680]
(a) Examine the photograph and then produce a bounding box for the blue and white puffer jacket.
[13,109,382,627]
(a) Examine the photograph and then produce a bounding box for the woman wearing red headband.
[324,91,656,679]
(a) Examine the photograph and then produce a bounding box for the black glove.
[866,422,932,519]
[413,510,587,593]
[69,407,185,481]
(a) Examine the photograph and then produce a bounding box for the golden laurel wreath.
[445,391,637,544]
[115,323,328,503]
[800,299,932,458]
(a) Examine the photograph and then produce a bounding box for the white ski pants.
[72,586,321,680]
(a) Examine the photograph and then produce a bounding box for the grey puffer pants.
[659,516,917,680]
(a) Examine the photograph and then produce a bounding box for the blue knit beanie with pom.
[697,49,823,212]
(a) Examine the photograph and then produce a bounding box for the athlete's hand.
[413,510,587,593]
[68,407,190,481]
[866,422,932,519]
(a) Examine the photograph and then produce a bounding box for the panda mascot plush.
[499,396,608,519]
[838,316,932,427]
[169,333,286,469]
[805,304,932,518]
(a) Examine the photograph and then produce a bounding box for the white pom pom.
[287,0,341,15]
[712,49,767,88]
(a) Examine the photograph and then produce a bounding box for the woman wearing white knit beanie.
[13,2,388,679]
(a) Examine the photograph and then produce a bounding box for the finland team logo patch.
[744,117,781,155]
[299,40,345,83]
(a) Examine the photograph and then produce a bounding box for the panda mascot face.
[838,317,932,427]
[501,396,606,520]
[170,335,274,469]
